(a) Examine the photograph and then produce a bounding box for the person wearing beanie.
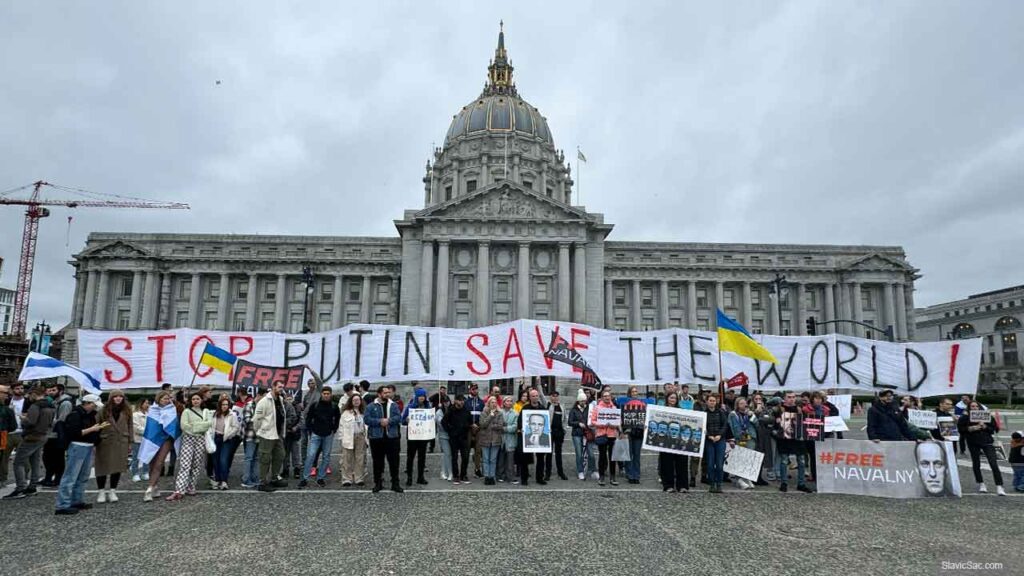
[401,386,432,487]
[568,390,593,481]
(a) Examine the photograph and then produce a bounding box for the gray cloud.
[2,0,1022,332]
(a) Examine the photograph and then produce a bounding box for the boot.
[405,473,413,487]
[372,481,382,493]
[416,476,428,485]
[293,467,301,480]
[391,481,405,493]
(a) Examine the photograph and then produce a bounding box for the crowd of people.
[0,378,1020,516]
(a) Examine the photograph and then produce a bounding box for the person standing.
[252,381,288,492]
[704,393,731,494]
[4,383,26,489]
[773,392,812,493]
[238,390,261,488]
[166,392,212,501]
[338,394,368,487]
[444,395,473,484]
[867,390,915,442]
[589,389,620,487]
[94,390,133,503]
[958,401,1006,495]
[727,396,757,490]
[143,391,180,502]
[465,383,485,479]
[42,383,74,487]
[54,394,106,515]
[544,390,568,481]
[499,396,518,483]
[280,394,302,480]
[211,397,240,490]
[434,398,452,482]
[567,390,593,481]
[300,386,341,488]
[130,398,151,482]
[932,397,958,454]
[364,385,403,493]
[5,386,53,500]
[658,392,689,493]
[518,388,550,486]
[0,385,18,490]
[478,396,504,485]
[621,386,646,485]
[401,387,432,487]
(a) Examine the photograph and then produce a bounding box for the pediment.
[414,182,590,222]
[840,253,910,272]
[79,240,152,259]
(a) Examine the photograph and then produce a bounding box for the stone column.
[128,270,143,329]
[94,270,111,329]
[895,283,908,341]
[768,286,779,335]
[605,280,614,327]
[792,281,804,335]
[557,242,571,321]
[573,243,586,322]
[838,282,852,335]
[742,282,752,326]
[360,276,372,323]
[905,284,916,340]
[851,281,864,337]
[216,273,231,330]
[157,273,172,329]
[187,273,202,329]
[658,281,669,328]
[246,273,259,331]
[540,164,548,195]
[452,160,461,198]
[631,280,642,330]
[82,269,98,328]
[141,271,159,329]
[824,283,836,334]
[714,282,725,328]
[390,276,400,323]
[516,242,530,320]
[436,241,451,325]
[419,242,434,326]
[882,283,896,341]
[69,271,83,328]
[686,281,698,329]
[274,274,288,331]
[331,275,344,328]
[476,241,490,326]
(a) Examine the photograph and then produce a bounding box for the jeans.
[437,437,452,479]
[128,442,142,476]
[706,438,727,484]
[777,452,807,487]
[303,434,334,481]
[242,439,259,486]
[573,436,594,475]
[968,444,1003,486]
[1012,465,1024,491]
[482,445,500,478]
[56,443,93,510]
[626,436,643,480]
[14,438,45,490]
[497,446,513,481]
[213,434,233,483]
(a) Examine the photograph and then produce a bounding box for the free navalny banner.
[815,438,962,498]
[76,320,980,396]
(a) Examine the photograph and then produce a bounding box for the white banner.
[406,408,436,441]
[723,445,765,482]
[76,321,981,397]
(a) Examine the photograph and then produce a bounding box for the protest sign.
[596,407,622,427]
[824,416,849,433]
[642,405,706,458]
[827,394,852,420]
[232,359,305,397]
[816,438,962,498]
[970,410,989,424]
[621,400,647,432]
[521,409,552,454]
[803,417,824,440]
[723,445,764,482]
[936,416,958,442]
[77,320,981,397]
[407,408,435,441]
[907,409,937,430]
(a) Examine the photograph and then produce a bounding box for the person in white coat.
[338,394,368,487]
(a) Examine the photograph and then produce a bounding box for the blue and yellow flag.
[716,309,778,364]
[199,343,238,375]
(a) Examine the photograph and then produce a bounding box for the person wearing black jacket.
[772,392,812,493]
[704,393,731,494]
[957,401,1005,495]
[866,390,915,442]
[55,395,107,515]
[299,387,341,488]
[444,395,473,484]
[543,390,568,481]
[516,389,548,486]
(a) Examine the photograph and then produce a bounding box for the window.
[208,279,221,299]
[986,305,992,311]
[535,280,549,302]
[457,280,471,300]
[264,280,276,301]
[781,320,791,336]
[320,283,333,302]
[120,277,133,298]
[751,288,762,309]
[374,312,389,324]
[641,317,655,331]
[346,312,360,325]
[614,287,626,305]
[318,313,332,332]
[723,289,735,308]
[496,280,510,301]
[456,311,470,329]
[523,180,533,190]
[781,291,791,310]
[546,187,553,198]
[697,319,709,331]
[668,288,681,307]
[641,287,653,307]
[987,335,995,346]
[237,280,249,300]
[615,317,627,330]
[292,280,305,300]
[669,317,682,328]
[348,283,361,302]
[445,185,452,201]
[260,312,275,330]
[696,288,708,308]
[376,283,390,302]
[204,311,217,330]
[988,352,995,364]
[174,311,188,328]
[178,279,192,301]
[861,288,874,311]
[805,288,817,309]
[751,319,764,334]
[233,312,246,331]
[116,310,131,330]
[289,313,303,333]
[997,303,1004,309]
[465,180,477,193]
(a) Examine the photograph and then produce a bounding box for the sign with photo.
[641,404,707,458]
[406,408,436,441]
[816,438,962,498]
[936,416,958,442]
[521,409,552,454]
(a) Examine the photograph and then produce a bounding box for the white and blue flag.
[18,352,103,395]
[138,403,181,465]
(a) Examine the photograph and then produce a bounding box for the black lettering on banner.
[810,339,830,384]
[688,334,716,383]
[404,331,430,375]
[905,348,928,392]
[320,334,342,382]
[351,329,372,377]
[380,329,391,378]
[652,335,679,381]
[619,336,641,380]
[756,342,797,387]
[284,338,310,367]
[835,340,859,386]
[871,345,879,388]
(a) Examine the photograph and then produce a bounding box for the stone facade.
[63,26,921,366]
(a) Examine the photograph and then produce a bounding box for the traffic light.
[805,316,817,336]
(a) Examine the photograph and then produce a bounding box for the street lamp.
[301,266,315,333]
[768,274,788,335]
[31,320,51,354]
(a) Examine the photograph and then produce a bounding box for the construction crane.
[0,180,190,337]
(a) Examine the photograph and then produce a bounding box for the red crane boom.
[0,180,190,336]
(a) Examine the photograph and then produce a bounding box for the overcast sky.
[2,1,1023,333]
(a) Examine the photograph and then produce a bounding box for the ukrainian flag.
[199,343,238,374]
[716,309,778,364]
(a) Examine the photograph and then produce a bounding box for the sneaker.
[797,485,814,493]
[356,481,365,487]
[55,508,79,515]
[372,483,382,493]
[316,479,326,488]
[779,484,788,493]
[342,481,352,487]
[326,467,332,475]
[2,490,25,500]
[391,483,404,493]
[310,467,317,478]
[610,478,619,486]
[598,477,606,487]
[978,483,988,493]
[142,473,150,481]
[97,490,108,503]
[591,472,600,481]
[474,470,483,478]
[578,473,585,480]
[143,487,154,502]
[257,484,276,493]
[22,486,37,496]
[132,474,141,483]
[297,479,308,489]
[996,486,1006,496]
[271,479,288,488]
[512,480,520,485]
[108,489,119,502]
[71,502,93,510]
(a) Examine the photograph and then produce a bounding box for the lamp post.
[301,266,315,333]
[769,274,788,335]
[31,320,51,354]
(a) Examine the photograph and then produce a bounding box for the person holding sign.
[516,389,549,486]
[589,390,620,487]
[657,392,689,493]
[957,401,1006,495]
[931,398,959,454]
[402,387,432,487]
[727,397,757,490]
[478,396,505,485]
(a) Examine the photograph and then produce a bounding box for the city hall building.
[63,28,920,367]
